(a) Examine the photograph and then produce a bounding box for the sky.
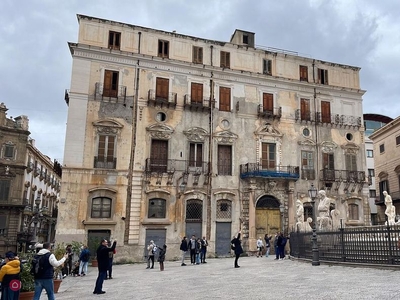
[1,0,399,163]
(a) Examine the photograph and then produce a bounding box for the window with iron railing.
[186,199,203,222]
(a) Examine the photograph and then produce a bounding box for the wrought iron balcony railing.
[145,158,209,174]
[257,105,282,119]
[94,83,127,102]
[94,156,117,169]
[240,163,300,179]
[184,94,212,111]
[295,109,316,123]
[148,90,177,108]
[320,169,366,183]
[301,168,316,180]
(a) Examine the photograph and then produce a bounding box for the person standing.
[106,243,115,280]
[33,242,68,300]
[146,240,155,269]
[78,245,90,276]
[187,235,197,265]
[157,244,167,271]
[62,244,73,278]
[179,237,188,266]
[0,251,20,300]
[264,233,272,257]
[274,233,279,260]
[256,237,264,257]
[200,236,208,263]
[93,239,117,295]
[195,238,202,265]
[231,230,243,268]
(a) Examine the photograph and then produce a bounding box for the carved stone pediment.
[93,119,123,134]
[213,130,238,144]
[146,123,174,139]
[184,127,209,142]
[341,142,359,155]
[320,141,338,153]
[297,138,316,147]
[255,122,283,137]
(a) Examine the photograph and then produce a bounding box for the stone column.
[287,185,295,233]
[248,183,256,251]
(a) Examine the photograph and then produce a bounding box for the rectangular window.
[0,180,10,201]
[103,70,119,97]
[148,199,166,218]
[300,65,308,82]
[261,143,276,170]
[158,40,169,58]
[191,83,203,103]
[348,204,359,220]
[345,154,357,171]
[108,31,121,50]
[189,143,203,168]
[91,197,111,218]
[366,150,373,158]
[218,145,232,175]
[379,180,389,202]
[379,144,385,153]
[4,145,14,158]
[219,87,231,111]
[368,169,375,177]
[242,35,249,44]
[318,68,328,84]
[220,51,230,68]
[193,46,203,64]
[369,190,376,198]
[263,59,272,75]
[150,139,168,172]
[262,93,273,114]
[321,101,331,123]
[396,135,400,146]
[156,77,169,101]
[300,98,310,121]
[301,151,315,180]
[95,135,116,169]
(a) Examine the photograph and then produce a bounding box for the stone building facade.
[58,15,369,261]
[0,103,61,254]
[369,116,400,222]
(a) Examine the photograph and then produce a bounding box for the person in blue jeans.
[33,242,68,300]
[93,239,117,295]
[274,233,279,260]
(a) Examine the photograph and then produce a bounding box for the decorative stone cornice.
[93,119,123,135]
[146,123,174,139]
[213,130,238,144]
[320,141,338,153]
[183,127,209,142]
[255,122,283,138]
[341,142,359,155]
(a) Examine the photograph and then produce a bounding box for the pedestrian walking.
[78,245,90,276]
[231,230,243,268]
[33,242,68,300]
[179,237,188,266]
[274,233,279,260]
[256,237,264,257]
[158,244,167,271]
[93,239,117,295]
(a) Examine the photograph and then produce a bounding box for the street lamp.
[308,183,320,266]
[279,203,285,233]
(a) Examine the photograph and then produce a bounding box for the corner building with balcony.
[58,15,370,260]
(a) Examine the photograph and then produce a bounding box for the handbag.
[231,244,236,250]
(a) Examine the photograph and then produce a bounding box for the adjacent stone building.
[58,15,369,261]
[369,115,400,222]
[0,103,61,254]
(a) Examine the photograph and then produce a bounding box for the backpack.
[152,245,158,254]
[31,252,51,276]
[82,250,90,261]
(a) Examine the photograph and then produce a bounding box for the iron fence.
[290,224,400,265]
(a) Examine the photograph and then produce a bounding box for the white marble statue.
[384,191,396,225]
[295,199,305,231]
[317,190,332,230]
[331,209,341,230]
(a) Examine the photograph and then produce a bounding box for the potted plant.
[52,243,66,293]
[88,236,102,267]
[19,251,35,300]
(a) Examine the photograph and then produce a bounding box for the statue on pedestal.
[317,190,332,230]
[384,191,396,225]
[295,199,312,232]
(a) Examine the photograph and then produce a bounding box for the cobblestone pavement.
[41,256,400,300]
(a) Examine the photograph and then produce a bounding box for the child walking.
[158,244,167,271]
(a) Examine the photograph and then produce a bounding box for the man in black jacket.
[93,239,117,295]
[179,237,188,266]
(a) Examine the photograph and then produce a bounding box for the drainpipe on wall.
[124,32,141,244]
[210,45,213,67]
[206,73,214,239]
[312,59,319,190]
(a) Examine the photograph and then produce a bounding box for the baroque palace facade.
[58,15,369,260]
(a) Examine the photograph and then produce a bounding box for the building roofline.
[76,14,361,71]
[363,113,393,124]
[369,115,400,140]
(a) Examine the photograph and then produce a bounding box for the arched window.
[186,200,202,222]
[148,198,166,218]
[348,204,359,220]
[216,200,232,220]
[256,196,280,208]
[91,197,112,218]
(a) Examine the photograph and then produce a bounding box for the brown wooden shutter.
[218,145,232,175]
[300,65,308,81]
[106,136,115,162]
[98,136,106,159]
[191,83,203,103]
[151,140,168,172]
[156,78,169,100]
[219,87,231,111]
[300,98,310,120]
[103,70,118,97]
[193,47,203,64]
[321,101,331,123]
[220,51,230,68]
[196,144,203,167]
[263,93,273,112]
[323,153,334,170]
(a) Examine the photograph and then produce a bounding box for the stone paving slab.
[41,256,400,300]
